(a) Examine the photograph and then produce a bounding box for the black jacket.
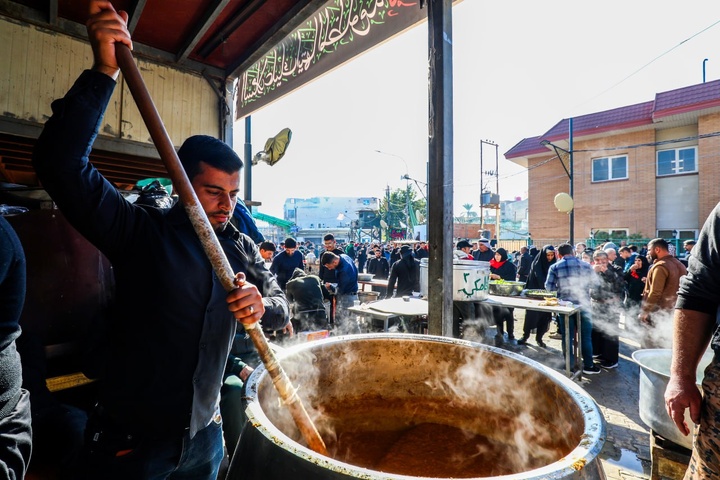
[366,256,390,279]
[590,263,625,302]
[517,252,532,279]
[491,261,517,282]
[386,254,420,298]
[32,70,289,437]
[0,217,25,409]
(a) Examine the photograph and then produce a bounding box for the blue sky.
[237,0,720,218]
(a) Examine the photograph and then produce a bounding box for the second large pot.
[632,348,714,449]
[229,334,606,479]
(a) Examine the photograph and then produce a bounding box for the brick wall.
[698,112,720,223]
[527,153,571,241]
[528,130,659,241]
[574,130,657,239]
[528,122,718,241]
[453,223,495,240]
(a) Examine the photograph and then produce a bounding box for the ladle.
[114,42,328,456]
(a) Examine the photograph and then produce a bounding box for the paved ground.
[486,310,657,479]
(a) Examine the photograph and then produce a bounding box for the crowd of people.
[250,232,694,375]
[444,236,690,377]
[1,5,715,479]
[260,235,430,331]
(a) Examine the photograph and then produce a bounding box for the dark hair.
[557,243,574,256]
[321,251,339,266]
[618,246,630,253]
[648,238,669,251]
[284,237,297,249]
[323,233,335,242]
[495,247,509,262]
[629,244,638,252]
[259,241,276,252]
[178,135,243,181]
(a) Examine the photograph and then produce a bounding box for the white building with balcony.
[283,197,381,244]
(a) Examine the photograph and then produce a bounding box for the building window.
[592,155,627,182]
[657,229,698,241]
[657,147,697,176]
[591,228,629,240]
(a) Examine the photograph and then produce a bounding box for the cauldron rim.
[244,333,606,480]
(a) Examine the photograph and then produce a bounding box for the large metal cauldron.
[632,348,714,449]
[229,334,606,479]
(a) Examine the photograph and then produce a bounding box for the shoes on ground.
[592,354,603,359]
[548,332,562,340]
[517,337,529,345]
[583,365,602,375]
[536,340,547,348]
[600,361,618,369]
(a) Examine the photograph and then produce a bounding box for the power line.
[573,19,720,110]
[573,131,720,152]
[494,130,720,182]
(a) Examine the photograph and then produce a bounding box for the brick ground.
[487,310,664,479]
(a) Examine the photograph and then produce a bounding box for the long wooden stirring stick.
[114,43,328,456]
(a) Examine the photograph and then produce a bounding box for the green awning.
[252,211,295,230]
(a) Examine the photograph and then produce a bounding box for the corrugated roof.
[505,79,720,159]
[505,136,546,158]
[654,79,720,118]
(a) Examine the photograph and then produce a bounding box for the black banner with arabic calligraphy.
[235,0,427,119]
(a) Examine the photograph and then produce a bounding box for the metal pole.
[244,116,252,209]
[427,0,454,337]
[569,118,574,245]
[480,141,484,228]
[406,179,411,239]
[385,184,391,242]
[495,142,499,242]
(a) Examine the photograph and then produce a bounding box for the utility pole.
[405,180,411,239]
[541,117,575,244]
[480,139,499,240]
[385,184,391,241]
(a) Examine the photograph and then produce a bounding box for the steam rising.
[545,263,677,350]
[253,339,588,478]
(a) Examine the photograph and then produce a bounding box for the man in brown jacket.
[639,238,687,347]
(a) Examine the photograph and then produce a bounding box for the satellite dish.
[252,128,292,166]
[380,219,389,229]
[554,192,574,213]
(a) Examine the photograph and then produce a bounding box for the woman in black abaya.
[517,245,556,347]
